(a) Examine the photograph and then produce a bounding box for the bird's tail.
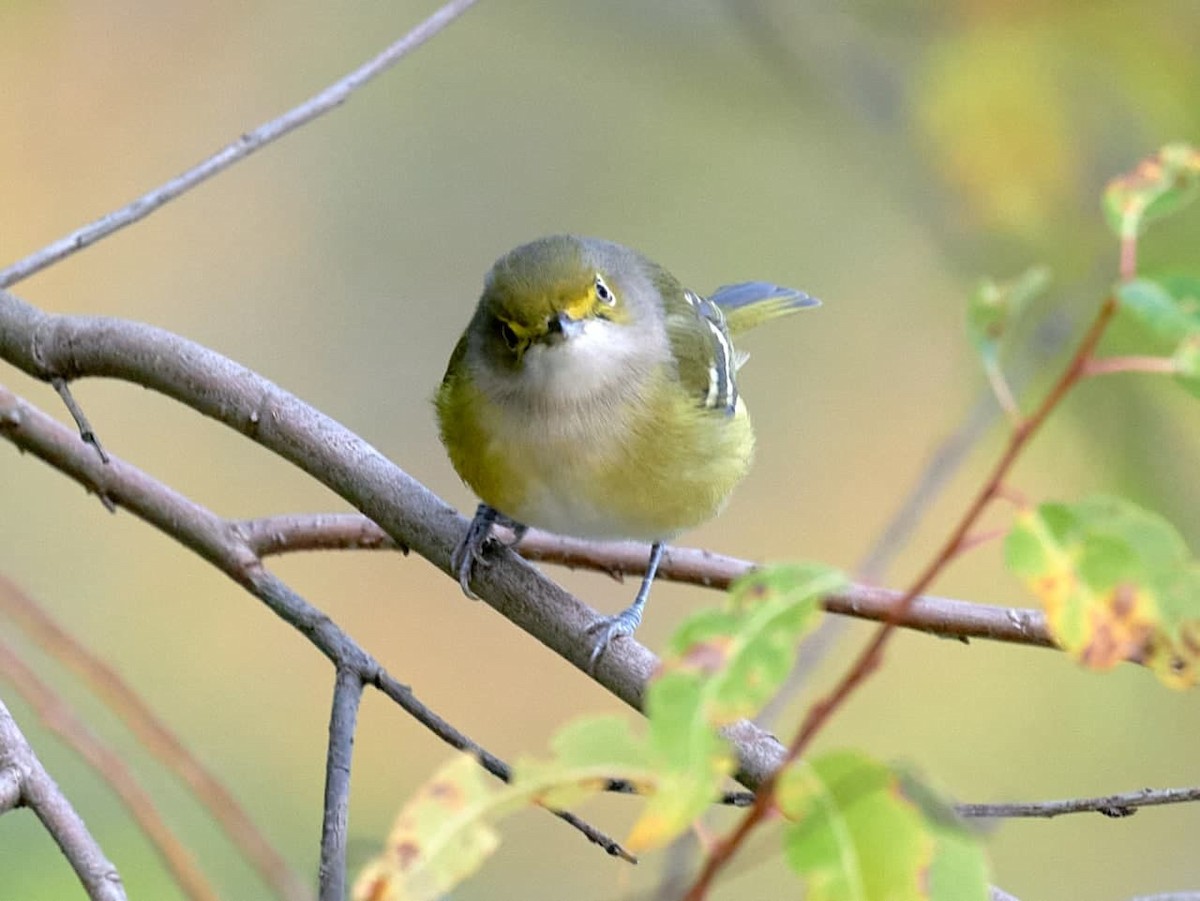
[710,282,820,336]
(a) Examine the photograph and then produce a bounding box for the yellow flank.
[436,358,754,541]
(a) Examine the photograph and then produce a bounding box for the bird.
[435,235,819,668]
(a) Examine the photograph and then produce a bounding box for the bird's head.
[466,235,667,401]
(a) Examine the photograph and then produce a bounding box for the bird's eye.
[594,274,615,305]
[499,321,521,350]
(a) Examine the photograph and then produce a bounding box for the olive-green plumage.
[435,235,818,543]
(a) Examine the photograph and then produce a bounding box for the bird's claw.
[586,606,644,673]
[450,504,527,599]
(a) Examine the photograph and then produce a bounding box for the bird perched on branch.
[436,235,819,668]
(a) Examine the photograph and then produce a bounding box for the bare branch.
[0,382,635,865]
[50,377,110,465]
[319,669,363,901]
[1081,355,1180,377]
[238,513,405,557]
[0,574,312,901]
[239,512,1060,653]
[0,641,217,901]
[959,785,1200,820]
[0,696,126,901]
[0,0,482,289]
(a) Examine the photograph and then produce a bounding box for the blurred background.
[1,0,1198,898]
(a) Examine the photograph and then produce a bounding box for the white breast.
[479,318,663,538]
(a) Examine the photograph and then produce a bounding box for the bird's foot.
[586,602,645,673]
[450,504,526,598]
[585,541,665,672]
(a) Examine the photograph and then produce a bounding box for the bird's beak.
[543,311,584,345]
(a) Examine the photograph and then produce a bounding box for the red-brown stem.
[990,483,1030,509]
[1120,230,1138,282]
[1081,355,1178,377]
[683,293,1121,899]
[952,528,1007,557]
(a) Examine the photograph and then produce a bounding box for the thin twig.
[0,575,312,901]
[952,528,1007,557]
[958,785,1200,820]
[237,514,405,557]
[50,377,110,464]
[0,641,218,901]
[319,668,363,901]
[1081,355,1179,377]
[237,513,1059,653]
[0,696,127,901]
[984,359,1022,423]
[1120,231,1139,283]
[0,383,635,865]
[50,377,116,512]
[0,0,482,289]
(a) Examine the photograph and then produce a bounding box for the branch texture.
[960,785,1200,820]
[0,697,126,901]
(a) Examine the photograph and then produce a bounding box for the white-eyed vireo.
[436,235,819,667]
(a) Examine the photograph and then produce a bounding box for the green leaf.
[631,672,733,850]
[777,751,989,901]
[1117,279,1197,343]
[1174,336,1200,398]
[1005,495,1200,687]
[352,754,505,901]
[894,768,989,901]
[1116,278,1200,397]
[353,717,664,899]
[515,716,652,810]
[926,824,991,901]
[662,563,845,723]
[966,266,1050,364]
[1103,142,1200,238]
[628,563,844,850]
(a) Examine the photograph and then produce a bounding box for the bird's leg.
[450,504,527,599]
[587,541,666,671]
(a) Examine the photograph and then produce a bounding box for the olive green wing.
[661,282,739,415]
